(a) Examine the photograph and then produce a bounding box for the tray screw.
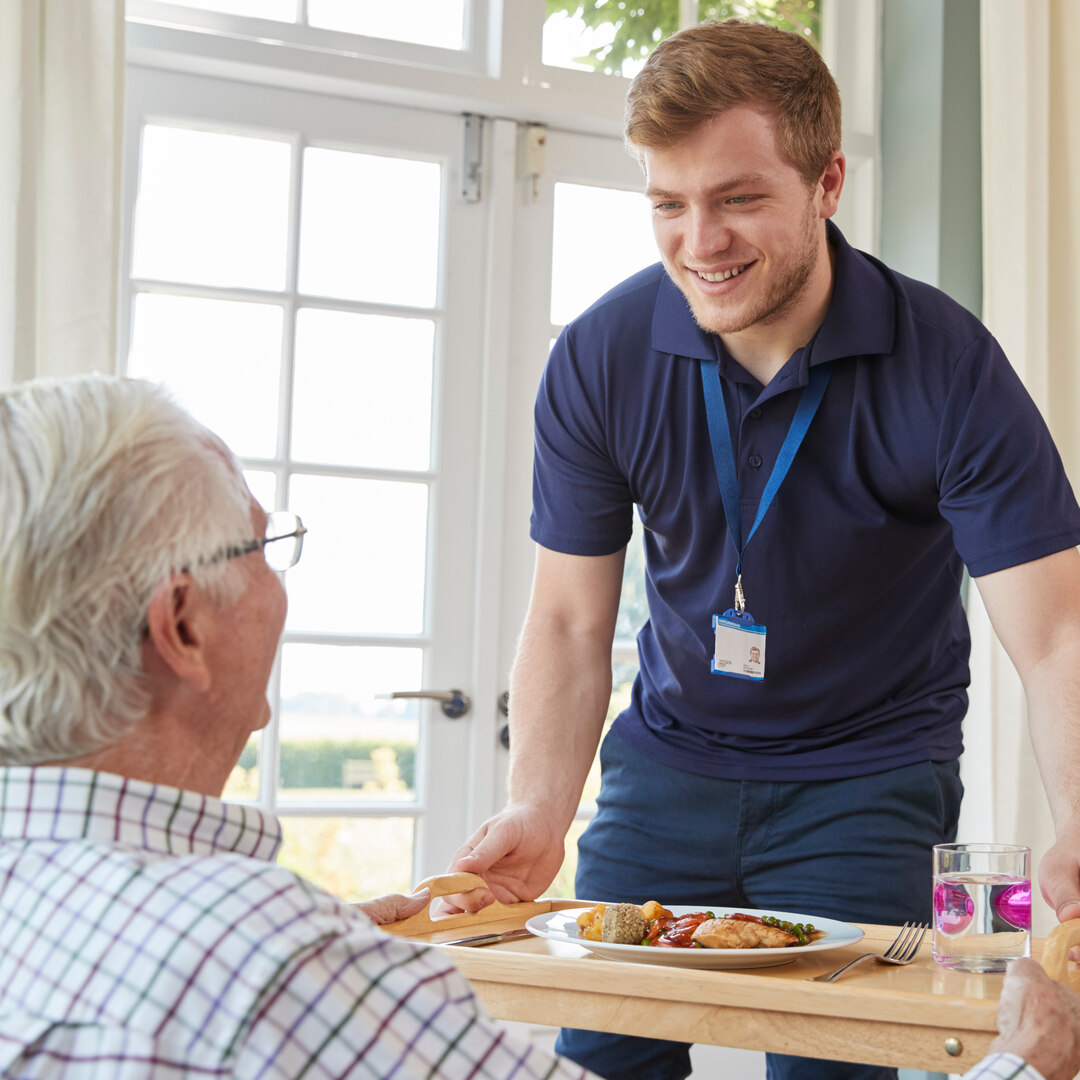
[944,1037,963,1056]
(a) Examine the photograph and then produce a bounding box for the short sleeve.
[530,326,635,556]
[937,334,1080,577]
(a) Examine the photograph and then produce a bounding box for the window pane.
[542,2,672,76]
[292,309,433,470]
[307,0,465,50]
[550,183,656,325]
[243,469,278,513]
[156,0,295,18]
[223,732,262,802]
[616,521,648,642]
[547,818,589,899]
[132,125,291,290]
[299,148,441,308]
[542,1,821,75]
[698,1,823,49]
[127,293,282,459]
[278,643,422,802]
[278,816,415,902]
[284,474,428,634]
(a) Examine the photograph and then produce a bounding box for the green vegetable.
[762,915,816,945]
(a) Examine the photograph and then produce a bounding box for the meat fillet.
[690,917,798,949]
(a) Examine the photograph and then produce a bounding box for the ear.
[818,150,846,220]
[144,574,213,693]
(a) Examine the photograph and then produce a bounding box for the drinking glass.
[932,842,1031,972]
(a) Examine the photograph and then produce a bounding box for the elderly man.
[0,374,592,1078]
[0,374,1075,1080]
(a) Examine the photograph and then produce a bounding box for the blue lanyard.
[699,358,831,584]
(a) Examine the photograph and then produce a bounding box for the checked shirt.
[0,768,594,1079]
[961,1054,1043,1080]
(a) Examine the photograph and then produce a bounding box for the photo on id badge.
[712,611,767,681]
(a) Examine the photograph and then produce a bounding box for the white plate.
[526,906,864,969]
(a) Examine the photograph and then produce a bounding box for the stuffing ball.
[601,903,648,945]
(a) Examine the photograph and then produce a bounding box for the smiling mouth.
[694,263,752,283]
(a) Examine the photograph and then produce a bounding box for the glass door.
[121,67,489,896]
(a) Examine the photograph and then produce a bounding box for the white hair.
[0,375,255,764]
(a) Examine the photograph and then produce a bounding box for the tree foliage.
[546,0,821,75]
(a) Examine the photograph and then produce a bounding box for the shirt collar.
[0,767,282,862]
[650,222,897,375]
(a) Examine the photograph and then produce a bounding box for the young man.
[0,375,594,1080]
[446,19,1080,1080]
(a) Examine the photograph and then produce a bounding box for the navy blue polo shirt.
[531,224,1080,781]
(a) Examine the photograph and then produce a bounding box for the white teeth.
[698,265,746,282]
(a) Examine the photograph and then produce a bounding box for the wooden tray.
[382,875,1080,1071]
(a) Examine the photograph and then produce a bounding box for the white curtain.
[0,0,125,388]
[967,0,1080,937]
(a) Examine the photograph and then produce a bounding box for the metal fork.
[810,922,929,982]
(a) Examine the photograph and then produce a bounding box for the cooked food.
[576,903,606,941]
[691,917,798,949]
[575,901,821,950]
[640,900,672,923]
[643,911,714,947]
[601,903,648,945]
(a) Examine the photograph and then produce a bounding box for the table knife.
[437,927,535,947]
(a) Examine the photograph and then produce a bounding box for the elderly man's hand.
[356,888,430,925]
[990,957,1080,1080]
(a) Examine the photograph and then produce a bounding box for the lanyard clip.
[734,574,746,614]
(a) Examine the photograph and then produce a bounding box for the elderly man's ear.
[143,575,214,693]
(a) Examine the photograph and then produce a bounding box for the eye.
[727,196,751,205]
[652,201,680,213]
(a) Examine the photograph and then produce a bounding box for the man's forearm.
[1022,641,1080,829]
[976,552,1080,831]
[1016,636,1080,921]
[505,612,613,829]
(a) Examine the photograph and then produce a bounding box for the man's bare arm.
[975,547,1080,922]
[444,544,625,910]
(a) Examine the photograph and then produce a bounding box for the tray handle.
[378,872,560,937]
[1040,918,1080,990]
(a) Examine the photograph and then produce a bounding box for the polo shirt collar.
[651,222,896,380]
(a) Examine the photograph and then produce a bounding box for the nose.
[685,207,733,262]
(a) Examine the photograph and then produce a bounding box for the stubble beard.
[681,200,821,337]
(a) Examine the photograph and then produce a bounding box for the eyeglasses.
[218,510,307,573]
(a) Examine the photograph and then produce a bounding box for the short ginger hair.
[624,19,842,186]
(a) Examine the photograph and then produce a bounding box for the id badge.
[712,609,766,681]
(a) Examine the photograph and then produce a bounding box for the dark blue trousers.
[555,730,963,1080]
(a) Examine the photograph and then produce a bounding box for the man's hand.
[1039,822,1080,924]
[439,803,569,913]
[990,958,1080,1080]
[356,888,431,925]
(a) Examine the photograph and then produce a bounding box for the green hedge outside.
[237,740,416,790]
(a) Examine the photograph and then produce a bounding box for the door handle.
[498,691,510,748]
[378,689,471,719]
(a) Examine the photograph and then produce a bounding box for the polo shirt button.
[750,407,763,420]
[749,454,763,468]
